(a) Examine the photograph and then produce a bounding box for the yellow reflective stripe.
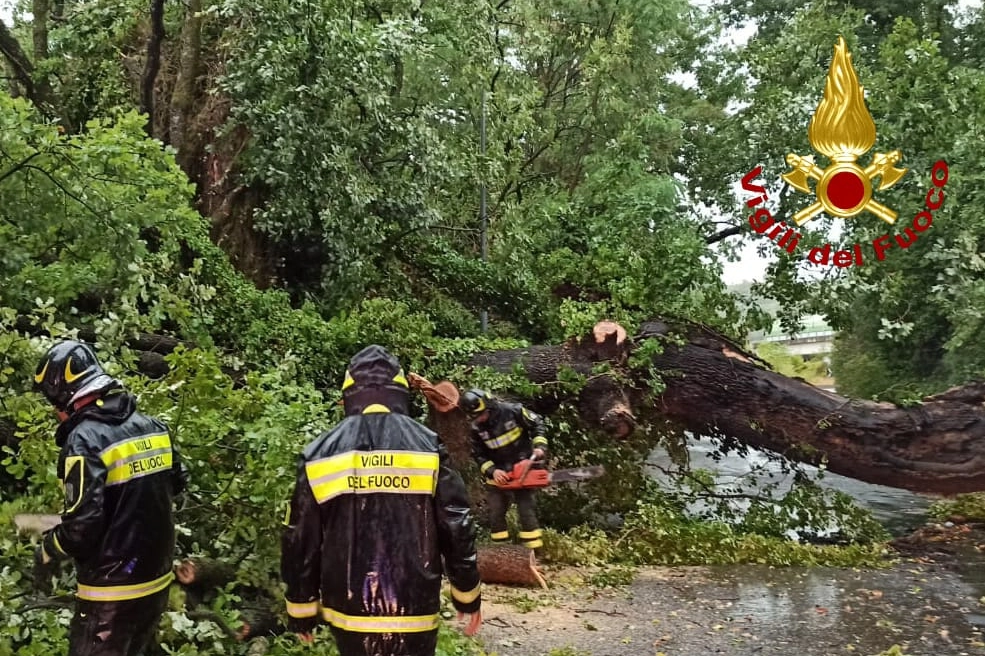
[305,450,439,504]
[35,360,49,384]
[480,461,495,474]
[532,436,548,446]
[342,371,355,390]
[100,434,173,486]
[451,584,481,604]
[362,404,390,414]
[283,505,291,526]
[63,454,86,513]
[518,529,542,539]
[321,607,439,633]
[393,371,408,388]
[490,530,510,540]
[286,600,319,618]
[64,356,89,383]
[484,427,522,449]
[77,571,174,601]
[51,531,67,556]
[523,539,544,549]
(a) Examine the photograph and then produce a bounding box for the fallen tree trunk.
[10,316,985,494]
[466,320,985,495]
[478,544,548,589]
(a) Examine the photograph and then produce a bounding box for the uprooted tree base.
[9,317,985,494]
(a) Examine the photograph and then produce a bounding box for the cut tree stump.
[478,544,548,589]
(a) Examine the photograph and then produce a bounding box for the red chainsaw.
[495,455,605,490]
[403,375,606,490]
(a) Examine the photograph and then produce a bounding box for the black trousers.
[330,627,439,656]
[68,588,169,656]
[486,487,542,548]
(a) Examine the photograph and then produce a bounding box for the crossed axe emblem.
[782,150,907,226]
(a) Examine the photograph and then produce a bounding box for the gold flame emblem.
[783,37,907,225]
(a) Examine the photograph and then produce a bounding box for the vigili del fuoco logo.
[742,37,948,267]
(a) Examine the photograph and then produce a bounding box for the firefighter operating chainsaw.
[462,389,549,550]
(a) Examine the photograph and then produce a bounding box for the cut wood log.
[478,544,548,589]
[238,605,282,640]
[408,373,460,413]
[175,557,237,591]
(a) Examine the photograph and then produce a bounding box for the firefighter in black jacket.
[461,389,547,550]
[32,340,187,656]
[281,345,482,656]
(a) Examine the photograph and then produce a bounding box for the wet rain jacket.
[40,388,187,602]
[281,346,481,636]
[470,401,548,482]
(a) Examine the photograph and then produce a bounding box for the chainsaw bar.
[14,513,62,535]
[549,465,605,484]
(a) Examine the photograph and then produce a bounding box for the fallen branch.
[175,557,237,592]
[572,608,627,616]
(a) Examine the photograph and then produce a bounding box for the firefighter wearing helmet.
[32,340,188,656]
[280,345,482,655]
[461,389,548,550]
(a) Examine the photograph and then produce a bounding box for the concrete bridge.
[748,315,835,358]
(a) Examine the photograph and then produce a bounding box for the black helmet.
[341,345,410,415]
[34,340,117,411]
[460,389,491,418]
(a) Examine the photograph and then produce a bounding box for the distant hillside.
[727,281,781,317]
[727,282,831,340]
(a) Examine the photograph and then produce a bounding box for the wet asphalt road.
[477,562,985,656]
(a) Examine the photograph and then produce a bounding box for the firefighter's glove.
[287,615,318,636]
[32,545,56,594]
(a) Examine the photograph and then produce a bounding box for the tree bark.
[0,19,55,119]
[169,0,202,160]
[31,0,49,62]
[467,320,985,495]
[478,544,548,588]
[140,0,166,136]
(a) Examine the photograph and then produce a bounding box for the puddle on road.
[688,563,985,655]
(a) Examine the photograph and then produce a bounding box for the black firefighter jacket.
[40,389,187,602]
[281,406,481,634]
[470,402,548,482]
